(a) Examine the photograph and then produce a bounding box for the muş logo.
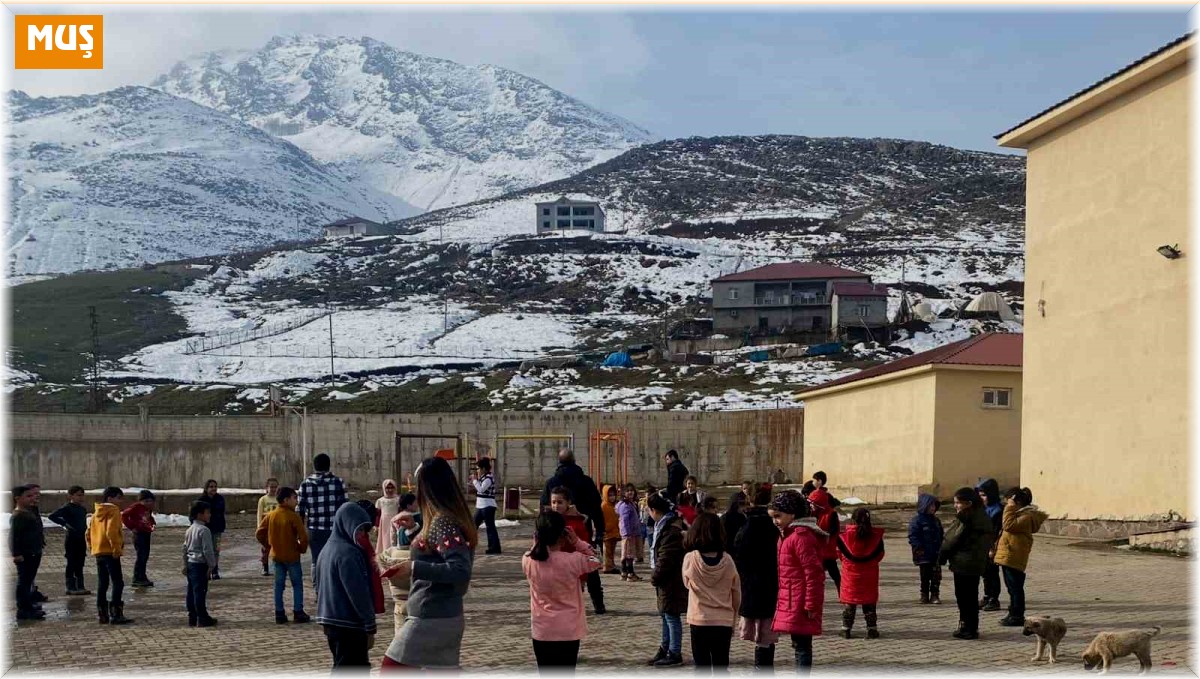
[15,15,104,69]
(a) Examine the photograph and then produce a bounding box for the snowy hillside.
[5,86,416,276]
[152,35,652,211]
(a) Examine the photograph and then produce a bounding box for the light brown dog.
[1022,616,1067,663]
[1081,626,1160,674]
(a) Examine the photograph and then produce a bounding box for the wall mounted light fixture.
[1157,244,1183,259]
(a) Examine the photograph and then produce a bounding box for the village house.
[799,332,1023,504]
[535,196,605,234]
[321,217,396,238]
[997,34,1191,532]
[711,262,890,341]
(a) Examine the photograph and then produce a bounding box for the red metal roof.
[801,332,1023,395]
[714,262,869,283]
[832,282,889,297]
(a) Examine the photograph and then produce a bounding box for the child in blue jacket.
[907,494,944,604]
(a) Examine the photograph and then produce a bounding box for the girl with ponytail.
[522,509,602,673]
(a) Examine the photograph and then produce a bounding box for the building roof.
[537,195,602,205]
[996,33,1193,145]
[801,332,1023,396]
[322,217,381,228]
[832,282,889,297]
[714,262,869,283]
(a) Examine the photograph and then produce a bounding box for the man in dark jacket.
[975,478,1004,611]
[540,449,604,544]
[664,450,688,502]
[732,486,779,670]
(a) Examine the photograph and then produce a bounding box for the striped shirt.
[297,471,347,531]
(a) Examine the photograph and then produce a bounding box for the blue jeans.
[309,529,331,585]
[185,562,210,619]
[660,613,682,655]
[274,561,304,614]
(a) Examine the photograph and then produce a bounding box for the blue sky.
[6,6,1190,153]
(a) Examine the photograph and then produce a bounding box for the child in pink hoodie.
[682,512,742,674]
[522,509,602,674]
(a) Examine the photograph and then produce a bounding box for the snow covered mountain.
[5,86,415,276]
[94,134,1025,389]
[152,35,652,211]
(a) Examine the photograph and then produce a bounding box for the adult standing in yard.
[664,450,689,503]
[299,453,348,586]
[471,457,502,555]
[540,450,604,549]
[940,487,994,640]
[199,481,226,580]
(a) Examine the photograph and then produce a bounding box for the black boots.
[753,644,775,672]
[108,602,132,625]
[97,604,109,624]
[647,646,668,666]
[980,596,1001,612]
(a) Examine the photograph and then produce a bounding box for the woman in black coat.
[721,492,748,554]
[733,486,780,670]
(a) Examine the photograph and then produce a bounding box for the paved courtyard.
[6,513,1193,674]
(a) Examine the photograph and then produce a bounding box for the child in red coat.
[548,486,606,615]
[769,490,826,673]
[807,475,841,595]
[837,508,885,639]
[121,490,156,587]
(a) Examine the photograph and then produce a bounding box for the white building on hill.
[535,196,605,234]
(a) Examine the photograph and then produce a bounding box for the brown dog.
[1022,616,1066,663]
[1081,627,1160,674]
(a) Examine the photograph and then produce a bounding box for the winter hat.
[769,490,807,517]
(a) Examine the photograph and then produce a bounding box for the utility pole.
[326,289,335,388]
[88,305,101,412]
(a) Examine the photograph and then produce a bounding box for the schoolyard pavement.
[5,515,1193,674]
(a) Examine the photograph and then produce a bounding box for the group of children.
[12,463,1047,674]
[519,470,1047,673]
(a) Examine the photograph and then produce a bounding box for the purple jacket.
[617,500,641,538]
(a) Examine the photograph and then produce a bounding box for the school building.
[997,33,1192,528]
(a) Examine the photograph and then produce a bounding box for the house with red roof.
[798,332,1023,504]
[711,262,890,341]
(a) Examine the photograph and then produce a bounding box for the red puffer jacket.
[836,526,885,605]
[807,489,839,560]
[772,518,827,637]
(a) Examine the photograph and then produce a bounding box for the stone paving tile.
[6,520,1193,674]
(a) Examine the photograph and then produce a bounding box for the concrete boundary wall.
[9,410,803,491]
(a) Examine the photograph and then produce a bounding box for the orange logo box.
[15,15,103,69]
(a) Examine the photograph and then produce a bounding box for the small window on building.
[982,388,1013,409]
[729,289,739,300]
[542,208,550,216]
[557,206,571,216]
[857,304,871,317]
[557,219,571,228]
[729,309,738,318]
[572,206,595,216]
[542,221,550,229]
[572,219,594,228]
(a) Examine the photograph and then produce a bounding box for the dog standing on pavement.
[1023,616,1067,664]
[1081,626,1160,674]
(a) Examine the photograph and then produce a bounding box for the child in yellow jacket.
[89,486,132,625]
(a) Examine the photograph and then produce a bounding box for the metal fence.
[183,309,331,355]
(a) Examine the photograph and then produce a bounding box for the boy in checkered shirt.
[297,453,347,586]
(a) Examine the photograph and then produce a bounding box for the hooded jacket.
[733,506,779,619]
[773,518,827,637]
[616,496,641,539]
[89,503,124,557]
[682,551,741,627]
[314,503,378,634]
[807,488,840,561]
[540,463,604,542]
[907,494,944,565]
[600,485,621,541]
[975,478,1003,537]
[650,513,688,615]
[940,501,993,576]
[993,503,1048,573]
[836,525,885,605]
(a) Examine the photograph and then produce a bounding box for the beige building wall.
[1018,59,1190,520]
[931,368,1023,497]
[801,371,937,503]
